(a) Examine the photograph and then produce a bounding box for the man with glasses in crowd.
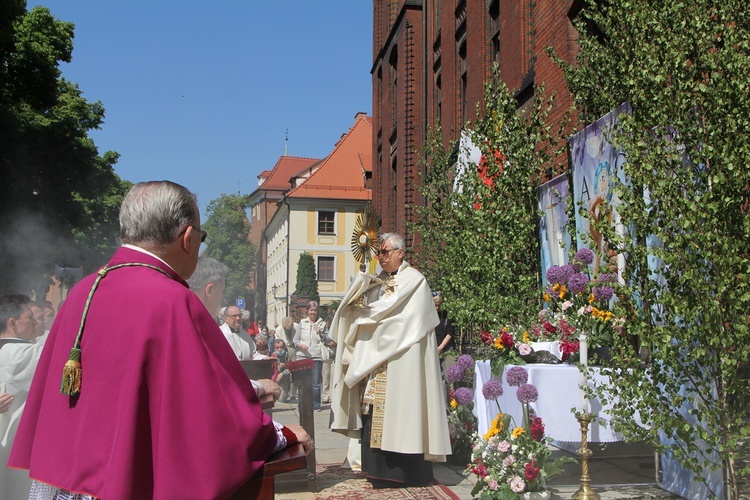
[10,181,311,499]
[330,232,451,488]
[221,305,257,361]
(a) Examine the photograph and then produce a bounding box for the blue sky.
[31,1,373,217]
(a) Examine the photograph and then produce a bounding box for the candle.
[579,332,588,366]
[580,332,588,413]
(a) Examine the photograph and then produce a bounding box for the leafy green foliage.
[295,252,320,303]
[201,194,255,307]
[411,73,566,334]
[554,1,750,495]
[0,3,127,295]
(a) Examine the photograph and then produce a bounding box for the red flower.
[559,318,576,335]
[525,461,541,481]
[560,339,580,362]
[530,416,545,441]
[500,332,514,348]
[471,463,489,479]
[479,330,494,346]
[561,340,580,354]
[543,321,556,334]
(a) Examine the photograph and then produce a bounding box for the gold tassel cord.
[59,262,173,397]
[60,348,82,396]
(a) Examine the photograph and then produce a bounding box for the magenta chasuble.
[9,247,276,499]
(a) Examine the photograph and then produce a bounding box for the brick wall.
[372,0,579,257]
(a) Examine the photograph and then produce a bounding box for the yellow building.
[265,113,373,326]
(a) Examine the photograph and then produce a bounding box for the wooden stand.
[232,358,316,496]
[230,442,309,499]
[239,359,277,412]
[285,359,318,490]
[239,358,276,380]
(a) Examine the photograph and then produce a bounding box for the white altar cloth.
[473,361,623,443]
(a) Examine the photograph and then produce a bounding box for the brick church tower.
[371,0,579,255]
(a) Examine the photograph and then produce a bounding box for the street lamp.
[271,284,286,301]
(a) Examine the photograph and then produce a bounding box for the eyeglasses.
[377,248,397,257]
[224,313,242,319]
[180,225,207,243]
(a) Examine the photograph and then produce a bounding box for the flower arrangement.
[445,354,479,463]
[541,248,622,359]
[467,367,575,498]
[476,326,533,375]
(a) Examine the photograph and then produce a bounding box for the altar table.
[473,361,623,443]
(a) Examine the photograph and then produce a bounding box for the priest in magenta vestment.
[8,181,310,499]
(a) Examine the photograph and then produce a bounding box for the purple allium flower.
[454,387,474,407]
[559,264,577,283]
[568,272,590,294]
[574,248,595,266]
[546,265,566,285]
[593,286,614,302]
[482,379,504,400]
[516,383,539,404]
[445,364,465,384]
[456,354,475,372]
[598,272,618,284]
[506,366,528,387]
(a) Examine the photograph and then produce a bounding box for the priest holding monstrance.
[330,232,451,487]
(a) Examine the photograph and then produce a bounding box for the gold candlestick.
[572,412,600,500]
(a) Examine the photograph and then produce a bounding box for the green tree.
[0,2,128,295]
[202,194,255,307]
[554,1,750,496]
[411,72,566,333]
[295,252,320,303]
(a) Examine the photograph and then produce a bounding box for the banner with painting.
[536,174,571,287]
[569,102,631,277]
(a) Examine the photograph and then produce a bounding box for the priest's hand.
[286,424,314,452]
[0,393,13,414]
[257,378,281,401]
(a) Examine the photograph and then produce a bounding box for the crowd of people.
[0,180,455,498]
